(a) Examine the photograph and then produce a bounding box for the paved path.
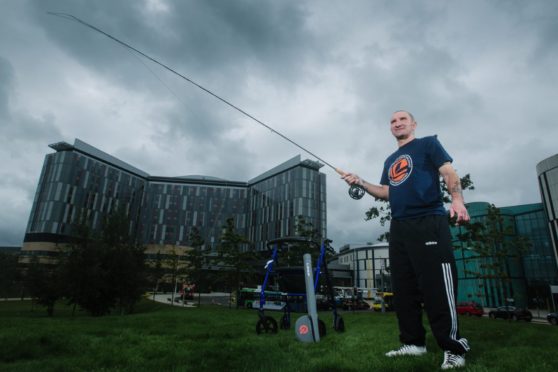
[148,292,232,308]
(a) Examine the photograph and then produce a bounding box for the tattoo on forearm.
[451,181,463,197]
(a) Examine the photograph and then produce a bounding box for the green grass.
[0,300,557,371]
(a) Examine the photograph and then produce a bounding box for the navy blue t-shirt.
[380,136,452,220]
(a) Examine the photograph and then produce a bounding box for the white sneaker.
[441,351,466,369]
[385,344,427,357]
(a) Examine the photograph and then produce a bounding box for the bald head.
[392,110,415,123]
[390,110,417,146]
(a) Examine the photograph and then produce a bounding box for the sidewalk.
[147,292,232,307]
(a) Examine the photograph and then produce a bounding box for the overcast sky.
[1,0,557,249]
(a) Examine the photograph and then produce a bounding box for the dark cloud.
[1,0,557,247]
[27,0,318,92]
[0,28,64,246]
[0,56,62,145]
[23,0,321,179]
[158,90,231,142]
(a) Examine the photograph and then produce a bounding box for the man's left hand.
[450,201,470,225]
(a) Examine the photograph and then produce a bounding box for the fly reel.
[348,184,365,200]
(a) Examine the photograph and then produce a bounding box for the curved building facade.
[22,139,326,262]
[537,154,558,270]
[336,242,391,296]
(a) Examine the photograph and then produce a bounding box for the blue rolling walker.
[255,237,344,335]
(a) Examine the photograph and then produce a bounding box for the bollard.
[295,253,320,342]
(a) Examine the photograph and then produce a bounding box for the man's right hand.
[341,172,364,187]
[336,168,389,200]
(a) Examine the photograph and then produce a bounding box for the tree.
[64,208,147,316]
[185,226,206,306]
[364,202,392,242]
[25,256,62,316]
[103,209,147,314]
[217,217,256,307]
[64,219,115,316]
[365,174,475,242]
[0,252,20,299]
[283,215,323,266]
[455,204,531,307]
[146,250,164,301]
[164,247,188,306]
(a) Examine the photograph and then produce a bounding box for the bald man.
[342,110,470,370]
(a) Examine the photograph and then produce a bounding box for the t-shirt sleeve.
[429,135,453,168]
[380,161,390,185]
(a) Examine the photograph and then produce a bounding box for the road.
[145,294,555,327]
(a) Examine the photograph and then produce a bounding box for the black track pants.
[389,215,470,355]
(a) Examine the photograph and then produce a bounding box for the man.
[342,110,470,370]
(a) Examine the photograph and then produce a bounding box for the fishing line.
[128,46,208,126]
[47,12,365,200]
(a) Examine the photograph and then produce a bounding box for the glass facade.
[452,202,558,309]
[26,143,146,240]
[139,180,248,248]
[248,160,326,251]
[22,139,327,258]
[537,154,558,271]
[336,243,391,294]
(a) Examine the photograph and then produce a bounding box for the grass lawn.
[0,299,557,371]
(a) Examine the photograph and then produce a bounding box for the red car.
[456,302,484,317]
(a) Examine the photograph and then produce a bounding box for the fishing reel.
[348,184,365,200]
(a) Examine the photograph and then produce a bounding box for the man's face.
[390,111,416,140]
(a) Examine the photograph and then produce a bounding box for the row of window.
[27,150,327,251]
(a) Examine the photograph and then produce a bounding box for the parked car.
[168,292,194,304]
[372,299,392,312]
[488,306,532,321]
[547,312,558,325]
[372,292,394,312]
[456,302,484,317]
[342,298,370,310]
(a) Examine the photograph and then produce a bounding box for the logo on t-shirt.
[388,154,413,186]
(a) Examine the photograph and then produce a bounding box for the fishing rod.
[48,12,366,200]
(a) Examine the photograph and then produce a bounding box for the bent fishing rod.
[48,12,366,200]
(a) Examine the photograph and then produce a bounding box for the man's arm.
[439,162,470,224]
[340,171,389,201]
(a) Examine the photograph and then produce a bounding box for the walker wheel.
[256,316,278,334]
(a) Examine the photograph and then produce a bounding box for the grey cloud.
[352,43,482,132]
[0,47,63,246]
[25,0,321,169]
[4,111,61,143]
[0,53,62,143]
[468,138,551,204]
[159,92,230,143]
[28,0,318,92]
[0,225,26,246]
[2,0,557,248]
[0,56,14,118]
[170,1,314,64]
